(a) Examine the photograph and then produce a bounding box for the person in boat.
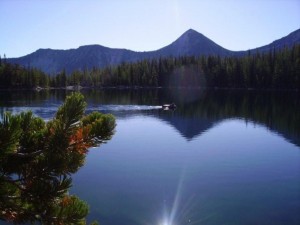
[169,103,176,109]
[162,103,176,109]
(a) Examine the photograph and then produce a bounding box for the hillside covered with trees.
[1,44,299,90]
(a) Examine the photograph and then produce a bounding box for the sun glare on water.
[160,219,174,225]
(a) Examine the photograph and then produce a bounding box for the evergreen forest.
[1,45,299,90]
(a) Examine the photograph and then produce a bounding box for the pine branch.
[12,150,43,158]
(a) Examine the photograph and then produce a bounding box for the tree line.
[1,44,299,89]
[0,57,49,88]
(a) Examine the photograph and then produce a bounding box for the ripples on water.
[1,105,163,121]
[0,89,299,225]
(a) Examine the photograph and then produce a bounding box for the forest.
[0,44,299,90]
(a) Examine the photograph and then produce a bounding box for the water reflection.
[2,89,298,224]
[160,90,300,146]
[1,89,299,147]
[88,89,300,146]
[74,116,299,224]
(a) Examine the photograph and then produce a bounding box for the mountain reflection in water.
[0,89,299,147]
[89,89,300,146]
[0,88,299,224]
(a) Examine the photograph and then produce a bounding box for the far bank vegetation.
[0,45,299,90]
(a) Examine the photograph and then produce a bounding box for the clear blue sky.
[1,0,299,57]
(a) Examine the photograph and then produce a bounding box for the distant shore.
[0,85,299,92]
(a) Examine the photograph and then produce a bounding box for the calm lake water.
[0,89,300,225]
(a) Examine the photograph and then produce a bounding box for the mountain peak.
[185,28,198,33]
[157,28,229,57]
[180,28,203,38]
[8,28,300,75]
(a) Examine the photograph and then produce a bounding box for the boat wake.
[1,105,162,121]
[89,105,162,112]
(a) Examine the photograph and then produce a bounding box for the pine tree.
[0,93,116,224]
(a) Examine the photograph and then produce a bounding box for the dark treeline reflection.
[84,88,300,146]
[169,89,300,146]
[0,88,299,146]
[0,90,66,107]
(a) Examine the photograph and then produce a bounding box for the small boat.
[162,103,176,110]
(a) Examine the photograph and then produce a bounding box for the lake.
[0,89,299,225]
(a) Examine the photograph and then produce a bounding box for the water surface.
[0,89,299,224]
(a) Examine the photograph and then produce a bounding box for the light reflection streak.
[134,164,202,225]
[159,168,186,225]
[157,165,206,225]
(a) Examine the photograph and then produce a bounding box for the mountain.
[155,29,236,57]
[8,28,300,74]
[250,28,300,53]
[8,45,150,75]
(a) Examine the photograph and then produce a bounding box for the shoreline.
[0,85,299,92]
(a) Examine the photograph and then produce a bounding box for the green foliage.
[56,93,87,130]
[81,112,116,144]
[0,112,22,155]
[63,44,300,89]
[0,62,49,89]
[1,45,299,90]
[0,93,116,224]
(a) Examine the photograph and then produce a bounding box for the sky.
[0,0,299,58]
